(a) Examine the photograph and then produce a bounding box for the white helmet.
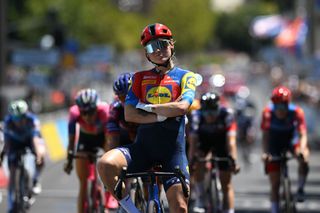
[8,99,28,116]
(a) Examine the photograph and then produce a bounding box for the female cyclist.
[98,23,197,213]
[63,88,118,212]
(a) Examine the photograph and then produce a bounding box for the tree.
[150,0,216,52]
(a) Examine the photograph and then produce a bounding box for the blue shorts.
[116,119,190,191]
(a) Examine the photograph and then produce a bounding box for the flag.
[250,15,285,39]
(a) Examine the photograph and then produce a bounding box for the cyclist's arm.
[107,134,120,150]
[295,107,308,154]
[125,104,158,123]
[150,100,191,117]
[261,107,271,155]
[227,121,238,161]
[67,120,77,155]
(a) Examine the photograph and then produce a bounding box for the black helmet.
[200,92,220,110]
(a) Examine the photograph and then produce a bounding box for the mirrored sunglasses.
[145,40,170,54]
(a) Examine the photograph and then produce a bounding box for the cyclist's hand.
[63,160,73,175]
[228,157,240,174]
[261,153,271,162]
[232,163,241,174]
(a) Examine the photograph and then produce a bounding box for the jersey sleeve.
[261,106,271,131]
[68,105,79,135]
[31,115,42,137]
[225,109,237,133]
[125,72,141,106]
[180,71,197,105]
[295,107,307,133]
[107,103,121,135]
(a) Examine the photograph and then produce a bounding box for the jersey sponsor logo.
[185,76,196,91]
[143,75,157,79]
[146,86,172,104]
[142,79,157,85]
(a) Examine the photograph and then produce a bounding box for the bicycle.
[114,165,189,213]
[269,152,297,213]
[194,156,238,213]
[11,149,34,213]
[71,152,105,213]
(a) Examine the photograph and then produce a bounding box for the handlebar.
[114,166,189,199]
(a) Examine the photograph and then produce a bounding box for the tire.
[282,179,296,213]
[13,167,22,212]
[95,187,105,213]
[85,180,94,213]
[147,200,160,213]
[134,180,146,212]
[210,175,221,213]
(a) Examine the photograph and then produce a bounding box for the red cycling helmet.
[140,23,173,46]
[271,86,292,103]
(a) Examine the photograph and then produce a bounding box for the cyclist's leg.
[191,150,207,212]
[268,170,281,213]
[101,135,119,209]
[7,156,17,213]
[31,138,46,194]
[163,152,190,213]
[219,170,234,212]
[166,183,189,213]
[296,145,310,201]
[75,152,90,213]
[97,147,140,213]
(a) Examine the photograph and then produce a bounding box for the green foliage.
[215,2,278,53]
[151,0,216,52]
[8,0,277,54]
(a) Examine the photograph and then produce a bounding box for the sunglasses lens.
[145,40,170,53]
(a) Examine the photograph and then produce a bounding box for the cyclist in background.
[261,86,310,213]
[63,88,118,212]
[188,92,240,213]
[233,87,257,165]
[0,99,46,213]
[98,23,197,213]
[107,72,138,149]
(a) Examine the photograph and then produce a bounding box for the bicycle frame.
[270,153,296,213]
[115,166,189,213]
[12,150,32,212]
[196,157,233,213]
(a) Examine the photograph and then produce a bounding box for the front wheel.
[209,175,221,213]
[281,178,296,213]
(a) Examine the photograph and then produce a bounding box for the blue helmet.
[75,88,99,111]
[113,73,133,96]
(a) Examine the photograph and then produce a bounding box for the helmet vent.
[149,24,156,36]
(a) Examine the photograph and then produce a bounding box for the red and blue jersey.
[119,67,196,187]
[107,99,138,142]
[261,103,306,148]
[126,67,196,106]
[68,102,109,135]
